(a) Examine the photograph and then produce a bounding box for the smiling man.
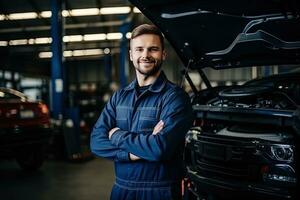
[90,24,193,200]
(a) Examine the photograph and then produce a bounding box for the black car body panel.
[129,0,300,69]
[0,127,51,157]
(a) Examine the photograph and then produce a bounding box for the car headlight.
[261,164,297,185]
[269,145,294,162]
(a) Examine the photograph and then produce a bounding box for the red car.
[0,87,51,170]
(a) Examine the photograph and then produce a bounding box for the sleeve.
[90,92,130,162]
[110,88,194,161]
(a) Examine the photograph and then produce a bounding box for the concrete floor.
[0,158,115,200]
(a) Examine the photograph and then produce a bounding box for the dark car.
[184,72,300,200]
[0,87,51,170]
[129,0,300,199]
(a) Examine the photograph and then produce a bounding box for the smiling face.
[129,34,166,79]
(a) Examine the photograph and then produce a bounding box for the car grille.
[188,134,262,181]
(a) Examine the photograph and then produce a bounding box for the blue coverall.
[90,71,193,200]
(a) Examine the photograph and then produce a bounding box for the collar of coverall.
[124,70,167,93]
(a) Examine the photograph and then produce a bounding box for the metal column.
[50,0,64,119]
[119,19,131,88]
[104,55,112,84]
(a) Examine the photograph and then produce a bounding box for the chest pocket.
[138,107,159,132]
[116,106,130,130]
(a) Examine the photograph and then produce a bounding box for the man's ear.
[129,50,133,61]
[162,50,166,61]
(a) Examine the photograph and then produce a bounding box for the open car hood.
[129,0,300,69]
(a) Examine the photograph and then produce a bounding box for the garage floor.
[0,158,114,200]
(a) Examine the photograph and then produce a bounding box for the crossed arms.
[108,120,164,161]
[90,89,193,162]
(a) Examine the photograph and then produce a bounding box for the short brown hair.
[130,24,164,50]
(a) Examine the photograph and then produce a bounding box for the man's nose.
[141,49,149,58]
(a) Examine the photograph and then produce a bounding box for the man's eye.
[149,48,159,52]
[136,48,143,52]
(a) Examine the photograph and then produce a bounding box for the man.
[90,24,193,200]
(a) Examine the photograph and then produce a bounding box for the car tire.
[16,145,45,171]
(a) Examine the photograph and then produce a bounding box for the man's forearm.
[109,120,164,161]
[109,127,142,161]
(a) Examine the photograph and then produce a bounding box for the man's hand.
[152,120,164,135]
[108,127,120,139]
[129,153,140,161]
[109,121,164,161]
[129,120,164,161]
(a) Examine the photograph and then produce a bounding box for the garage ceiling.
[0,0,146,75]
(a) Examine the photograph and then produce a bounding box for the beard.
[135,57,163,77]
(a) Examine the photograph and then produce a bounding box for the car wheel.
[16,146,45,171]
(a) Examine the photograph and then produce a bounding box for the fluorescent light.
[83,33,106,41]
[35,37,52,44]
[9,39,28,45]
[70,8,100,16]
[28,39,35,44]
[133,7,141,13]
[40,49,103,59]
[72,50,85,57]
[107,33,123,40]
[63,51,73,57]
[126,32,132,39]
[63,35,83,42]
[62,10,71,17]
[0,15,5,21]
[6,31,127,47]
[39,52,52,58]
[8,12,38,20]
[104,48,110,54]
[73,49,102,57]
[100,7,131,15]
[0,41,8,46]
[40,11,51,18]
[84,49,103,55]
[4,6,133,21]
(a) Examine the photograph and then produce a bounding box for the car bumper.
[186,168,296,200]
[0,126,52,152]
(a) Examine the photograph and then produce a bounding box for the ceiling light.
[40,11,51,18]
[63,35,83,42]
[107,33,123,40]
[100,7,131,15]
[70,8,100,16]
[62,10,71,17]
[3,6,133,21]
[39,52,52,58]
[83,34,106,41]
[84,49,103,55]
[8,12,38,20]
[39,49,109,59]
[63,51,73,57]
[0,41,8,46]
[9,39,28,46]
[72,50,85,57]
[0,15,5,21]
[35,37,52,44]
[133,7,141,13]
[126,32,132,39]
[28,39,35,44]
[104,48,110,54]
[73,49,103,57]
